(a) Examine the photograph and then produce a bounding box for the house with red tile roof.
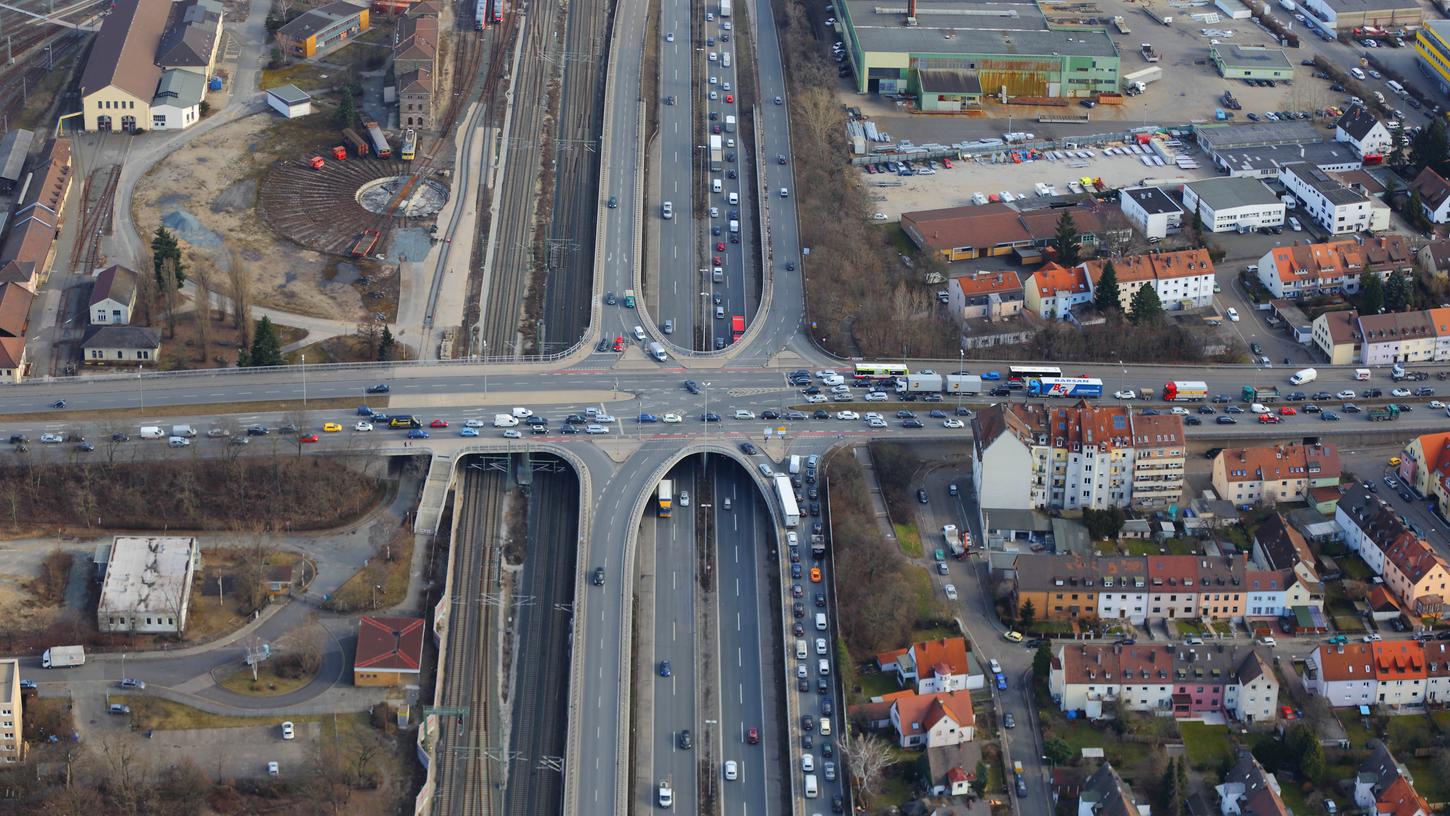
[1379,535,1449,620]
[1371,641,1428,706]
[353,616,425,687]
[1211,443,1341,507]
[889,689,974,748]
[1419,640,1450,704]
[1355,744,1429,816]
[1305,642,1378,707]
[947,270,1024,323]
[1254,236,1410,299]
[1024,262,1092,319]
[1217,752,1289,816]
[1403,431,1450,519]
[881,637,976,693]
[1081,248,1215,313]
[1337,483,1448,619]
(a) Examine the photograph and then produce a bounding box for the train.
[365,121,392,159]
[401,128,417,161]
[342,128,369,157]
[491,0,505,23]
[475,0,487,28]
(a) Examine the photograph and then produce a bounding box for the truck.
[647,341,667,362]
[1026,377,1104,398]
[1140,43,1161,62]
[943,525,965,558]
[708,134,723,172]
[724,115,736,133]
[42,645,85,668]
[774,475,800,528]
[945,374,983,395]
[171,424,197,438]
[1368,404,1401,422]
[658,479,673,518]
[902,373,944,393]
[1162,380,1209,402]
[1113,15,1131,34]
[623,289,637,308]
[720,0,731,15]
[1123,66,1163,87]
[1142,4,1172,25]
[1242,385,1280,404]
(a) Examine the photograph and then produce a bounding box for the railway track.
[67,165,119,274]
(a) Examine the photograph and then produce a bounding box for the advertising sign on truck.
[902,373,945,393]
[945,374,983,395]
[1026,377,1104,398]
[1162,380,1209,402]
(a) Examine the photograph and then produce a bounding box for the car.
[1258,414,1281,424]
[1226,308,1240,322]
[662,413,682,423]
[429,419,448,428]
[406,429,429,439]
[1114,389,1137,400]
[980,371,1001,380]
[723,759,738,781]
[1363,633,1383,642]
[267,761,280,776]
[1003,712,1015,728]
[247,425,269,436]
[1337,390,1357,400]
[354,420,374,432]
[38,433,62,444]
[1327,634,1348,645]
[700,412,721,422]
[299,433,320,443]
[810,567,822,583]
[1217,416,1238,425]
[1321,411,1341,421]
[366,384,390,394]
[119,677,146,689]
[801,715,815,732]
[585,424,609,435]
[917,489,929,504]
[1003,630,1024,642]
[1224,405,1244,413]
[835,410,859,420]
[746,727,759,745]
[943,418,964,428]
[1278,406,1297,416]
[679,729,693,749]
[995,673,1007,690]
[1393,388,1412,398]
[944,584,957,600]
[902,418,924,428]
[1304,404,1321,413]
[280,721,295,740]
[502,429,522,439]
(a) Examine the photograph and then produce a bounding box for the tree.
[1297,726,1326,780]
[840,731,893,799]
[334,86,357,129]
[1082,506,1126,540]
[1033,642,1053,681]
[1043,736,1072,765]
[1407,187,1427,230]
[1129,282,1164,324]
[157,255,180,338]
[246,316,284,367]
[1390,129,1408,167]
[1019,599,1037,630]
[1358,271,1385,315]
[1094,260,1122,313]
[226,245,252,341]
[1413,116,1450,176]
[1054,210,1081,266]
[377,324,396,361]
[971,760,990,797]
[1384,270,1412,313]
[150,226,186,288]
[1341,579,1370,602]
[192,258,214,362]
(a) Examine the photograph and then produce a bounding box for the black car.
[1217,416,1238,424]
[700,412,721,422]
[802,715,815,731]
[6,434,25,444]
[802,386,821,395]
[1401,490,1415,502]
[525,416,548,425]
[787,411,809,420]
[793,602,805,618]
[1203,447,1224,460]
[1250,342,1263,355]
[896,410,916,419]
[902,418,924,428]
[739,442,758,455]
[366,383,390,394]
[792,563,802,579]
[1312,391,1332,400]
[798,677,810,692]
[684,380,701,394]
[1184,416,1202,426]
[246,425,269,436]
[793,622,805,636]
[761,410,781,420]
[1286,392,1306,401]
[821,700,834,717]
[929,409,947,418]
[75,441,95,452]
[989,386,1011,397]
[809,502,821,516]
[1140,408,1160,416]
[956,406,973,416]
[790,547,800,563]
[803,733,814,749]
[560,424,579,434]
[813,409,830,419]
[278,423,299,434]
[832,794,845,813]
[815,592,827,608]
[592,567,606,586]
[1211,394,1231,403]
[1198,405,1216,414]
[817,677,828,693]
[565,414,587,424]
[678,730,692,749]
[917,489,929,503]
[1363,388,1383,398]
[111,432,129,442]
[604,291,617,305]
[1415,386,1436,397]
[1304,403,1321,413]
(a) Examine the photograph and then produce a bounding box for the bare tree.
[97,734,152,816]
[226,245,252,346]
[135,251,158,327]
[158,256,180,339]
[839,731,893,800]
[192,257,214,363]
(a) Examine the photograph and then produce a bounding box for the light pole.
[700,291,710,353]
[301,353,308,411]
[482,341,488,394]
[137,366,144,411]
[957,349,965,411]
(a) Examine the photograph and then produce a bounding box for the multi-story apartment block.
[1082,248,1215,313]
[1256,235,1410,299]
[1050,642,1277,722]
[1359,310,1437,365]
[947,270,1024,323]
[1014,554,1276,625]
[1024,262,1093,319]
[1279,163,1372,234]
[0,660,19,762]
[1211,443,1341,507]
[1337,484,1450,617]
[972,401,1185,512]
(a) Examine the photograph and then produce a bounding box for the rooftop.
[355,615,425,674]
[1319,0,1419,11]
[1336,103,1383,142]
[1120,186,1182,216]
[1215,443,1341,485]
[277,0,368,40]
[97,536,198,616]
[1282,162,1369,206]
[0,659,13,705]
[1183,176,1281,210]
[841,0,1118,58]
[0,129,33,184]
[1212,44,1293,71]
[266,84,312,105]
[1212,140,1363,176]
[78,0,170,102]
[1195,121,1324,151]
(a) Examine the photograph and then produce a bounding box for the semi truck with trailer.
[42,645,85,668]
[943,525,965,558]
[1025,377,1104,398]
[773,475,800,528]
[720,0,731,15]
[709,135,723,171]
[1162,381,1209,402]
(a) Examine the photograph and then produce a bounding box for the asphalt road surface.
[650,460,700,812]
[656,0,701,347]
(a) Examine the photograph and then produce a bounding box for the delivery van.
[494,414,520,427]
[815,612,827,631]
[1289,368,1317,385]
[796,639,808,659]
[819,716,831,735]
[171,425,196,438]
[729,219,739,234]
[1355,368,1371,380]
[712,178,722,193]
[722,52,731,67]
[804,774,818,798]
[789,455,801,474]
[139,426,164,440]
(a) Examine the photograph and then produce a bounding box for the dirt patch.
[156,308,307,370]
[132,112,367,322]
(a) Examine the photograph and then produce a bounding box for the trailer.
[1113,15,1131,33]
[350,228,380,258]
[342,128,369,157]
[658,479,673,518]
[773,475,800,528]
[1142,4,1172,24]
[365,121,392,159]
[945,374,983,395]
[708,134,723,172]
[901,373,944,393]
[1025,377,1104,398]
[1162,380,1209,402]
[1123,66,1163,86]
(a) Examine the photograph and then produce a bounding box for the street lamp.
[482,341,488,394]
[137,366,144,411]
[301,353,308,411]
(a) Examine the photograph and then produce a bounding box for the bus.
[475,0,487,28]
[1007,365,1062,385]
[658,479,673,518]
[730,315,745,344]
[401,128,417,161]
[772,475,799,528]
[853,363,909,380]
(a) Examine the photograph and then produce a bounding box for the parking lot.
[137,721,314,778]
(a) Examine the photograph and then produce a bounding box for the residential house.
[0,284,32,339]
[1370,640,1428,707]
[353,615,425,686]
[1402,431,1450,513]
[275,0,370,60]
[892,637,975,693]
[89,264,137,325]
[1251,513,1313,572]
[263,563,294,598]
[97,536,200,634]
[947,271,1024,323]
[0,659,20,763]
[1025,262,1093,319]
[1416,239,1450,278]
[1082,248,1216,313]
[1255,235,1410,300]
[1211,443,1341,507]
[1148,555,1203,620]
[1311,309,1360,364]
[1243,569,1317,620]
[889,689,975,748]
[1355,744,1429,816]
[1216,753,1288,816]
[394,2,438,129]
[1078,763,1146,816]
[1180,177,1286,232]
[971,401,1186,512]
[0,339,26,384]
[1412,166,1450,224]
[1421,640,1450,704]
[1335,104,1393,159]
[1305,642,1378,706]
[1278,163,1372,235]
[1012,553,1142,625]
[1359,309,1437,365]
[1118,186,1184,239]
[1335,483,1401,577]
[1049,641,1277,721]
[82,325,160,365]
[1306,639,1435,708]
[1379,534,1449,620]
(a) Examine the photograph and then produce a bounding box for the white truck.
[720,0,731,15]
[945,374,983,395]
[943,525,964,557]
[900,373,944,393]
[724,115,736,133]
[42,645,85,668]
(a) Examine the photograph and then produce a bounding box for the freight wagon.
[365,122,392,159]
[342,128,369,157]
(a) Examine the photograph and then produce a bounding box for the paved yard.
[138,721,315,779]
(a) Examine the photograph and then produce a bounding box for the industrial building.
[835,0,1120,107]
[1118,186,1183,239]
[1279,163,1374,234]
[1180,177,1286,232]
[275,0,370,60]
[1209,45,1294,81]
[77,0,223,132]
[1417,20,1450,95]
[0,130,33,194]
[97,536,200,635]
[1195,121,1361,178]
[1301,0,1421,31]
[901,201,1130,261]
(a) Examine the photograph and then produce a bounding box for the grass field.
[216,663,317,697]
[1178,721,1235,772]
[894,523,923,557]
[118,696,370,734]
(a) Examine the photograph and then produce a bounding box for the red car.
[612,336,625,352]
[725,94,734,103]
[1257,414,1281,424]
[300,433,320,443]
[712,124,721,134]
[1278,406,1297,416]
[715,242,726,251]
[430,419,449,428]
[712,255,722,265]
[746,727,759,745]
[942,158,954,169]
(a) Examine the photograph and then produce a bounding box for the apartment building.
[1306,641,1430,708]
[1024,261,1093,319]
[1403,431,1450,513]
[1082,248,1215,313]
[1311,309,1361,364]
[972,401,1185,512]
[1335,104,1393,159]
[1013,553,1266,624]
[1211,443,1341,507]
[1049,641,1278,722]
[1118,185,1184,239]
[1255,235,1410,299]
[1336,483,1450,617]
[1359,309,1437,365]
[0,660,19,762]
[946,270,1024,323]
[1279,163,1373,234]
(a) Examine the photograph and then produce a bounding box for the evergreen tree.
[1173,757,1189,816]
[1018,599,1037,630]
[150,226,186,288]
[1359,270,1385,315]
[377,325,396,361]
[1094,260,1122,313]
[1384,269,1411,313]
[1033,642,1052,681]
[1054,210,1081,267]
[1129,282,1164,324]
[1161,757,1180,812]
[1413,117,1450,176]
[1390,128,1408,167]
[335,87,357,130]
[247,316,284,367]
[971,761,989,797]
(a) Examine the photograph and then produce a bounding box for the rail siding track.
[68,165,120,274]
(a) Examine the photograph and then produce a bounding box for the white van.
[804,774,819,798]
[1388,79,1405,95]
[815,612,827,631]
[722,52,731,67]
[819,717,831,735]
[1289,368,1317,385]
[167,436,190,448]
[789,455,802,474]
[728,192,738,205]
[712,178,723,194]
[712,266,723,282]
[1351,67,1366,80]
[818,658,830,676]
[139,426,164,440]
[796,639,808,659]
[494,414,520,427]
[729,219,739,234]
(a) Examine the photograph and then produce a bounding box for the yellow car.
[1388,457,1402,466]
[322,422,343,433]
[1002,630,1024,643]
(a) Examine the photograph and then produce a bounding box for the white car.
[989,658,1002,674]
[944,584,958,600]
[835,411,859,421]
[733,409,755,420]
[814,370,837,379]
[680,491,690,507]
[40,433,63,444]
[512,407,534,418]
[663,413,683,423]
[805,394,827,403]
[867,417,887,428]
[943,418,965,429]
[354,421,373,432]
[1259,636,1277,647]
[863,412,883,421]
[1113,390,1137,400]
[1430,401,1445,409]
[281,721,295,740]
[267,761,280,776]
[464,418,486,428]
[1392,388,1412,397]
[1336,390,1357,400]
[1226,308,1240,322]
[1170,407,1190,415]
[585,424,610,434]
[503,429,522,439]
[665,31,674,41]
[1363,633,1383,642]
[724,760,738,781]
[864,391,888,401]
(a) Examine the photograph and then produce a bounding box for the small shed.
[266,85,312,118]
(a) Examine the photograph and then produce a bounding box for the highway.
[649,461,700,812]
[654,0,701,347]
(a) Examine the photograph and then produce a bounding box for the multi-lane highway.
[650,461,701,812]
